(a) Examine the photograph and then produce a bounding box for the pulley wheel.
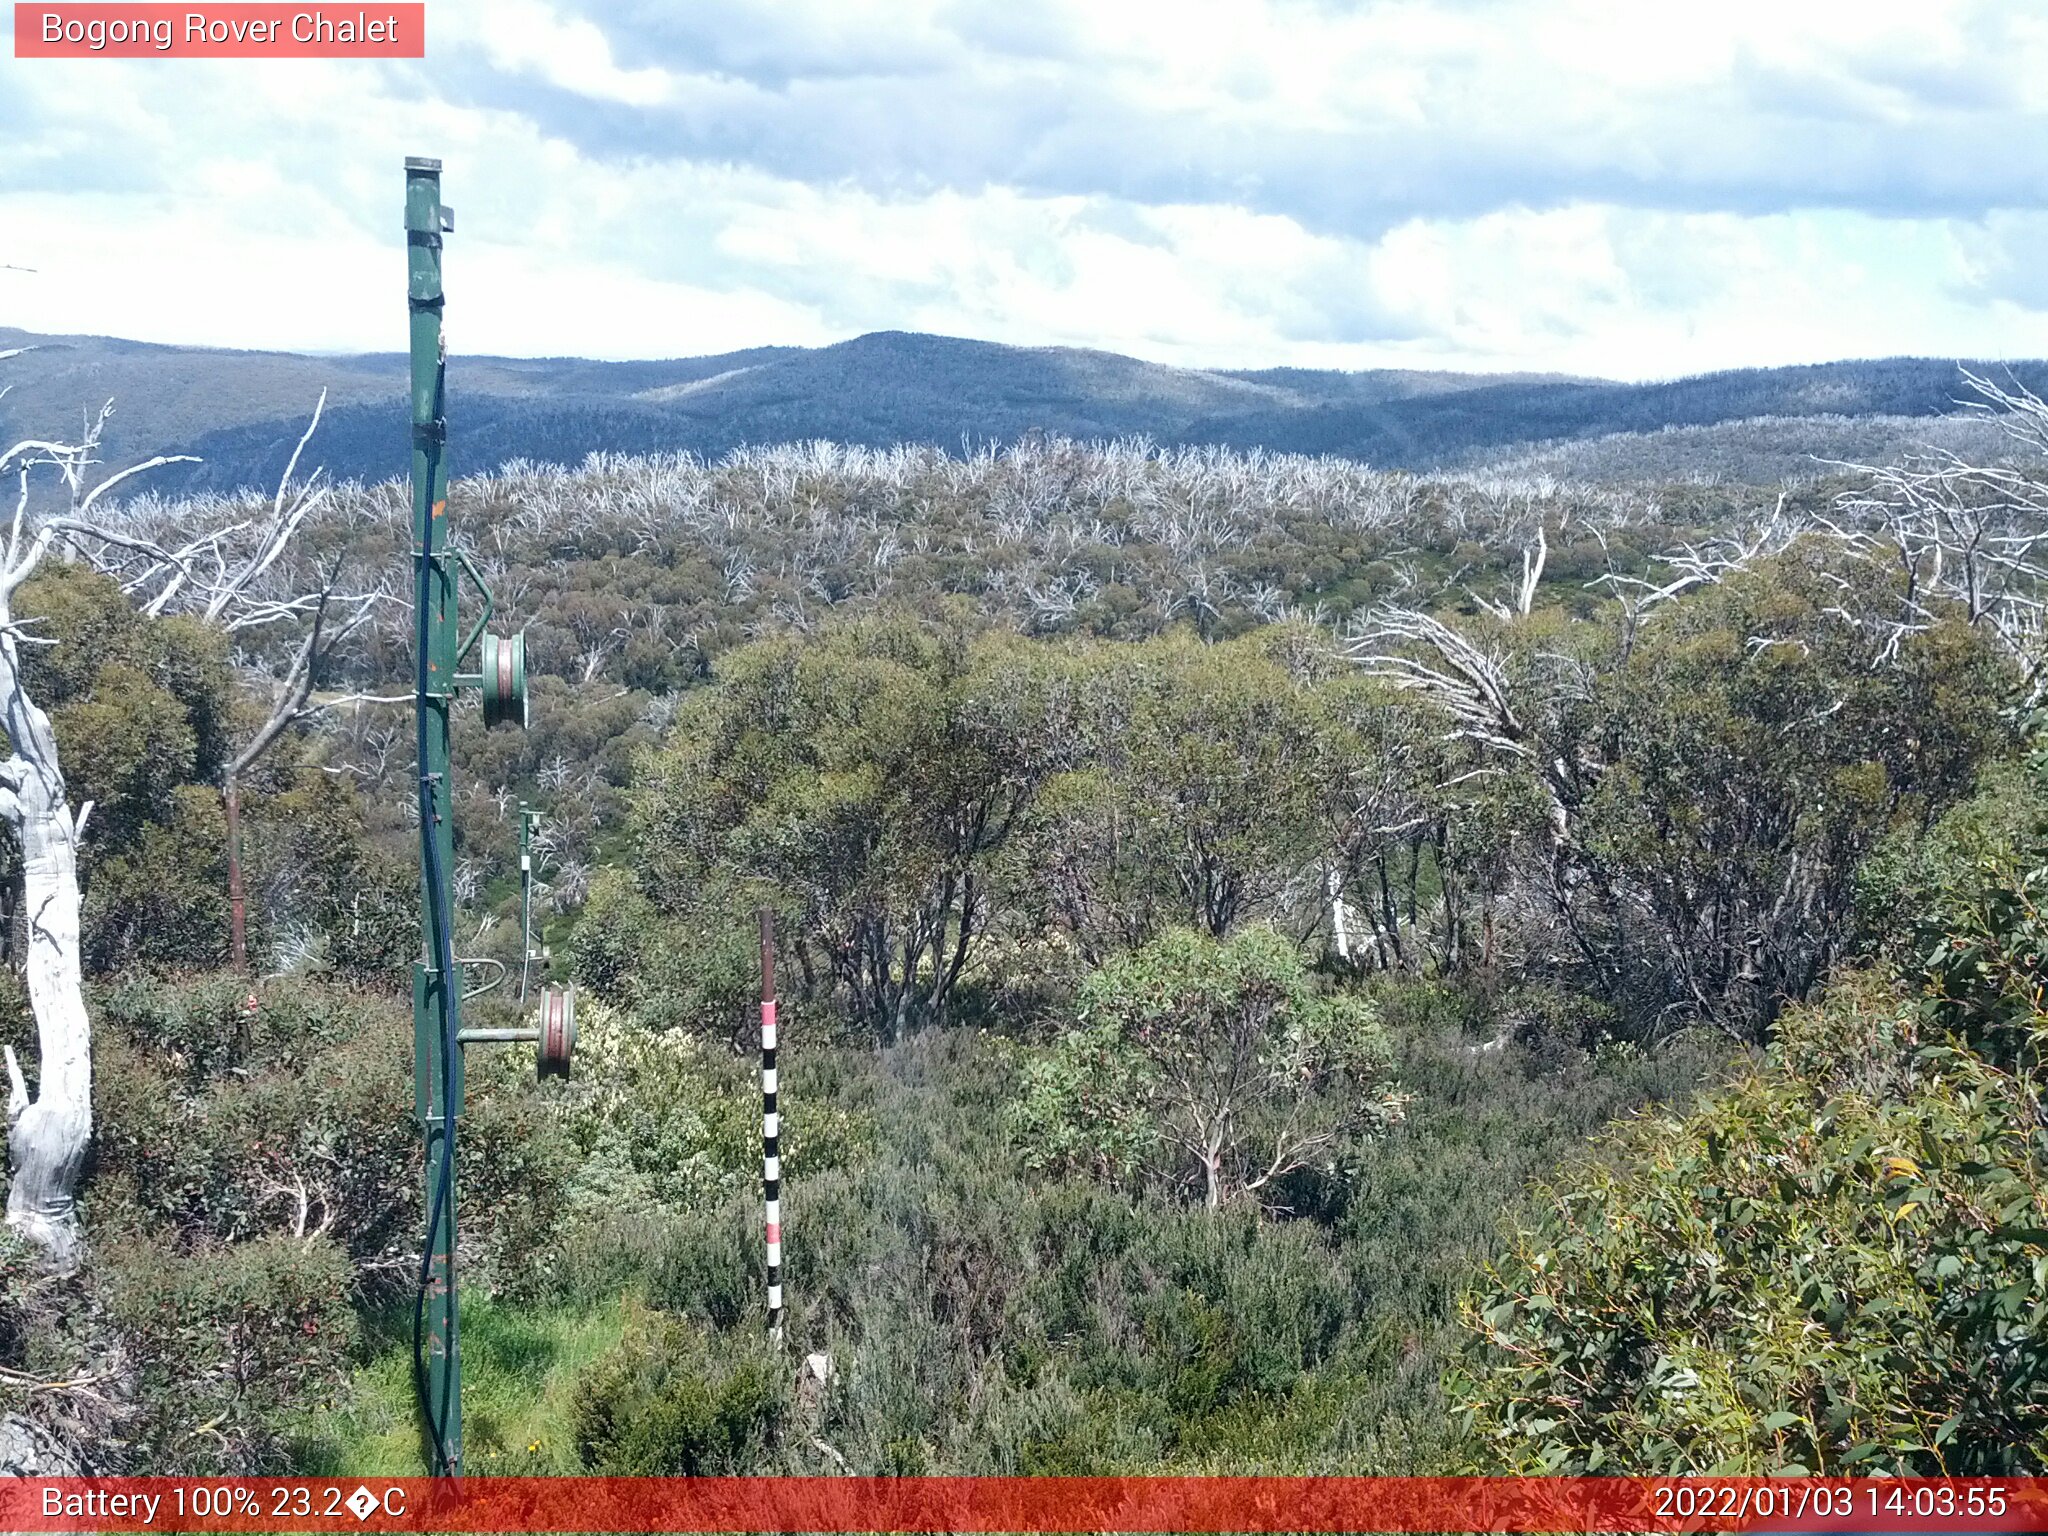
[537,983,575,1080]
[481,630,529,730]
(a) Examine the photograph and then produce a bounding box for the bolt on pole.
[406,152,462,1478]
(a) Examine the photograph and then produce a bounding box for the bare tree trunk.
[0,402,221,1269]
[4,876,21,975]
[1377,855,1404,969]
[0,629,90,1269]
[225,776,247,970]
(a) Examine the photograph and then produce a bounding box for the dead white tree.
[72,394,396,967]
[0,410,196,1265]
[1471,519,1551,622]
[0,387,391,1258]
[1324,865,1352,963]
[1578,497,1805,661]
[1346,611,1542,771]
[1826,368,2048,698]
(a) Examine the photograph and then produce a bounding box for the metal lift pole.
[402,153,558,1480]
[407,153,462,1478]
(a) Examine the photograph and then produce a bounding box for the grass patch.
[296,1293,634,1475]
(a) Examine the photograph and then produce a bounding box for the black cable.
[410,405,461,1480]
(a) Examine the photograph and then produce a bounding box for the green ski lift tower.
[406,155,570,1477]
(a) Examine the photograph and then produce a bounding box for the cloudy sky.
[4,0,2048,379]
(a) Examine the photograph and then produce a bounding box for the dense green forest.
[2,406,2047,1477]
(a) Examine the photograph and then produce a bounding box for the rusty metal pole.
[225,778,247,968]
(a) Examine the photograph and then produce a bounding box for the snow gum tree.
[0,411,196,1264]
[1012,925,1407,1210]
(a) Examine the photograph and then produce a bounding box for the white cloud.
[0,183,830,358]
[1364,205,2019,378]
[449,0,671,107]
[4,0,2048,377]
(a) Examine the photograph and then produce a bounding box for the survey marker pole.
[407,154,462,1478]
[760,908,783,1343]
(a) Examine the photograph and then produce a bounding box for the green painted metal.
[452,547,494,668]
[405,152,462,1478]
[407,154,541,1479]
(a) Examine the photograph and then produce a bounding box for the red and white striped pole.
[759,907,783,1343]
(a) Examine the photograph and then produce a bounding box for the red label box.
[13,3,425,56]
[3,1477,2047,1533]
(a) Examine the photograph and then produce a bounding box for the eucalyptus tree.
[1016,631,1349,961]
[1010,925,1402,1210]
[80,395,392,967]
[1454,797,2048,1474]
[634,614,1085,1040]
[1347,541,2014,1041]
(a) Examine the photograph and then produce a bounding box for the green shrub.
[0,1227,113,1464]
[547,999,865,1232]
[1451,961,2048,1474]
[323,850,419,986]
[456,1040,583,1302]
[88,979,416,1269]
[571,1311,784,1474]
[569,867,656,1005]
[548,1000,763,1216]
[1852,755,2045,963]
[84,784,231,969]
[293,1012,1723,1479]
[99,1234,357,1473]
[95,972,358,1082]
[89,974,583,1297]
[648,1197,758,1331]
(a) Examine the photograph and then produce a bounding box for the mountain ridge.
[2,325,2042,493]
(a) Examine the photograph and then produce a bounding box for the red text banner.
[13,4,425,57]
[1,1477,2044,1533]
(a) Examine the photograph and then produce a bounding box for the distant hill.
[2,325,2042,494]
[1465,412,2031,486]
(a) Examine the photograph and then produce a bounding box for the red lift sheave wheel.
[537,983,576,1079]
[480,629,528,730]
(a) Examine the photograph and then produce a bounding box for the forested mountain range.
[6,324,2045,493]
